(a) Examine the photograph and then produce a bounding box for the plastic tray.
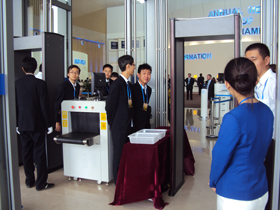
[137,129,167,139]
[128,132,162,144]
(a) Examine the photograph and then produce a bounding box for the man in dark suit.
[15,57,54,191]
[102,64,114,96]
[205,74,215,100]
[54,65,81,132]
[185,73,195,100]
[131,63,152,132]
[197,73,204,95]
[106,55,135,184]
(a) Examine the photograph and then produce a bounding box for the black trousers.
[111,130,129,185]
[265,139,275,210]
[186,87,193,100]
[198,85,203,95]
[20,131,48,189]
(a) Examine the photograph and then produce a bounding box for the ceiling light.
[137,0,145,3]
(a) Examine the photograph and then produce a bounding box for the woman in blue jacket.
[209,57,273,210]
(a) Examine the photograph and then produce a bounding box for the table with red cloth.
[110,126,195,209]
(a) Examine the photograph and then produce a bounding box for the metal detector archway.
[169,14,241,196]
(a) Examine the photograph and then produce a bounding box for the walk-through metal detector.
[14,32,65,173]
[169,14,241,196]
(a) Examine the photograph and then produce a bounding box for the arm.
[209,113,241,188]
[105,82,121,126]
[53,84,65,132]
[39,82,52,128]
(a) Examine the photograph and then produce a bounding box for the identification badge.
[128,99,133,108]
[143,103,148,111]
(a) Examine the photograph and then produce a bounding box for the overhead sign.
[208,5,261,35]
[184,53,212,60]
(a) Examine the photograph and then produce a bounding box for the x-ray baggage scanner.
[53,100,113,185]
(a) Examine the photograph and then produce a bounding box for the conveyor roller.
[53,131,100,146]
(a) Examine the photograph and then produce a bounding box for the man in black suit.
[205,74,215,100]
[185,73,195,100]
[54,65,81,132]
[102,64,114,96]
[105,55,135,184]
[197,73,204,95]
[131,63,152,132]
[15,57,54,191]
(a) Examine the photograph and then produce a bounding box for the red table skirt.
[110,126,195,209]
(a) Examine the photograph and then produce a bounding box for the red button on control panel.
[78,106,81,109]
[71,106,75,109]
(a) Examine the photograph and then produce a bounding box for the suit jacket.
[102,78,113,96]
[185,77,194,89]
[15,75,51,131]
[197,76,204,86]
[54,79,80,122]
[131,82,152,132]
[105,76,133,135]
[205,80,215,99]
[209,102,273,200]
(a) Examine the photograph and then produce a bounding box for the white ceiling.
[72,0,124,18]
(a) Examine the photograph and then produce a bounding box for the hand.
[47,127,53,134]
[208,181,216,193]
[55,122,61,132]
[16,127,20,135]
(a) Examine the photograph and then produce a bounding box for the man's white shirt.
[254,68,276,138]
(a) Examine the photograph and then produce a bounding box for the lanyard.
[238,96,253,106]
[127,83,131,99]
[106,87,109,93]
[73,86,76,98]
[140,84,149,103]
[256,78,268,100]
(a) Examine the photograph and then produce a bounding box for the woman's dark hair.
[224,57,257,97]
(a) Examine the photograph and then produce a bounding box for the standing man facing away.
[185,73,195,100]
[102,64,113,96]
[205,74,215,100]
[245,43,276,210]
[197,73,204,95]
[105,55,135,184]
[15,57,54,191]
[131,63,152,132]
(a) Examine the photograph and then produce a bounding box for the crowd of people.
[15,55,153,190]
[15,42,277,210]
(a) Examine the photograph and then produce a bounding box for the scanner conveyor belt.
[53,131,100,146]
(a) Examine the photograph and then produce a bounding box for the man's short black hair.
[208,74,212,77]
[245,43,270,60]
[200,73,202,76]
[111,72,119,78]
[103,64,113,72]
[138,63,152,74]
[118,55,134,72]
[67,65,81,74]
[22,56,37,73]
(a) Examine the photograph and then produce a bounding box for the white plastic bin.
[128,132,162,144]
[137,129,167,139]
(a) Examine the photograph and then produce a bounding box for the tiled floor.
[20,108,219,210]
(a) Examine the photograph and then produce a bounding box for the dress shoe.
[36,183,55,191]
[26,182,35,188]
